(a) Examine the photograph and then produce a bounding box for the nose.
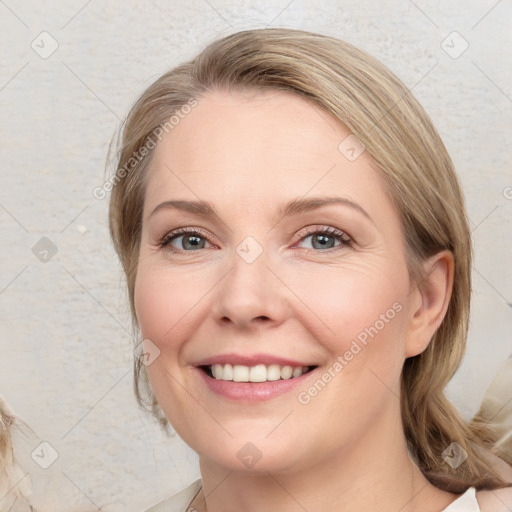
[210,245,290,331]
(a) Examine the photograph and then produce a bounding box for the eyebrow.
[148,196,373,223]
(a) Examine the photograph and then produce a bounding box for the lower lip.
[196,368,315,402]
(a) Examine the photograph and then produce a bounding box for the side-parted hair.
[108,28,511,492]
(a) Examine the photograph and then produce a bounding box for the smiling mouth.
[200,364,317,383]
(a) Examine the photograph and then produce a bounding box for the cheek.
[134,265,209,346]
[134,272,168,343]
[286,261,408,347]
[284,259,410,400]
[133,267,204,426]
[290,269,408,435]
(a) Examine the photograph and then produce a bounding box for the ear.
[405,250,454,358]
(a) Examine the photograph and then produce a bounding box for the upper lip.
[194,353,316,367]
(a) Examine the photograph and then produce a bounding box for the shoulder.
[144,479,202,512]
[476,486,512,512]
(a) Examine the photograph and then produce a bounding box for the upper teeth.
[210,364,309,382]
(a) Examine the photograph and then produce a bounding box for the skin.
[135,89,457,511]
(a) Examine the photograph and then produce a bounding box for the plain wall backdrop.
[0,0,511,510]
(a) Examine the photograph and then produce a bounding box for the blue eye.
[160,229,211,251]
[297,227,352,251]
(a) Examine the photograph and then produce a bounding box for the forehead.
[154,88,349,166]
[143,88,394,222]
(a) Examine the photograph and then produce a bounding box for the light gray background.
[0,0,511,510]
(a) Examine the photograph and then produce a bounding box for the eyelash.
[158,226,353,253]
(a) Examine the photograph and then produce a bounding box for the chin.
[177,422,322,476]
[198,443,306,475]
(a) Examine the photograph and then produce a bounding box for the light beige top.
[144,481,481,511]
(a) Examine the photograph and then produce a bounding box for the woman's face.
[135,89,419,473]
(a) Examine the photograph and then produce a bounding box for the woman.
[108,28,512,511]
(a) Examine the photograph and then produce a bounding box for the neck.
[192,415,456,512]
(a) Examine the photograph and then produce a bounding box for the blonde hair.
[0,395,33,506]
[108,28,511,492]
